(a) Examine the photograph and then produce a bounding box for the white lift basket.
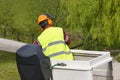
[51,49,113,80]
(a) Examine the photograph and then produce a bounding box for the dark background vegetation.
[0,0,120,54]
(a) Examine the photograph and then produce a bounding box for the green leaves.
[0,0,120,50]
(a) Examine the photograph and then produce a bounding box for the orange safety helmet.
[38,14,52,26]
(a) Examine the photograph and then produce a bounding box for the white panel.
[53,69,93,80]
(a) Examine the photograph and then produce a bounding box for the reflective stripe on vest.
[48,51,71,57]
[42,40,71,57]
[42,40,65,52]
[37,27,73,60]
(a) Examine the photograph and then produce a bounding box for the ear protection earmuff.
[39,20,48,29]
[47,19,52,26]
[45,14,54,26]
[38,14,54,29]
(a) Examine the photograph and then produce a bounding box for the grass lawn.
[0,51,20,80]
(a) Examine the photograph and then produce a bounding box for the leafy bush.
[115,53,120,62]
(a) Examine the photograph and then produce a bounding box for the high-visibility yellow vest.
[37,27,73,60]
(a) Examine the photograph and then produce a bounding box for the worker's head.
[38,14,53,30]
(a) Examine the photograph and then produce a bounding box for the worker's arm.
[33,40,42,48]
[63,31,70,45]
[34,32,70,46]
[33,40,38,45]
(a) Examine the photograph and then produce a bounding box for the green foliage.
[89,0,120,50]
[0,0,14,27]
[115,53,120,62]
[63,0,120,50]
[0,0,120,50]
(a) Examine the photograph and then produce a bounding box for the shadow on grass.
[0,51,16,63]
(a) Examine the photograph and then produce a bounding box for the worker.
[34,14,73,60]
